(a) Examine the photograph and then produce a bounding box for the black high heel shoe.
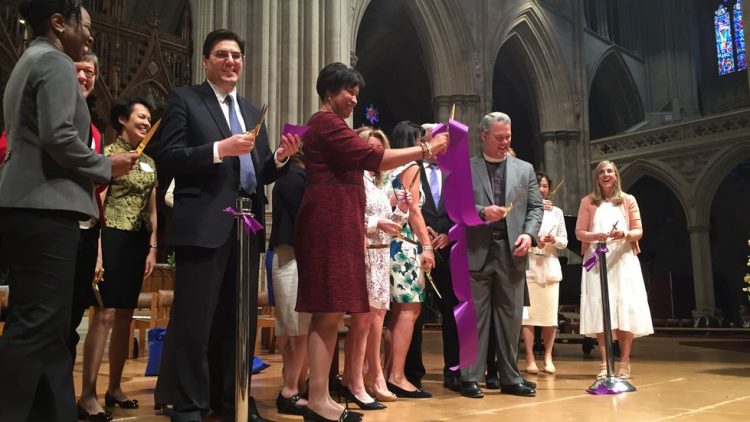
[277,392,306,415]
[342,387,386,410]
[386,381,432,398]
[77,405,112,421]
[104,391,139,409]
[303,407,363,422]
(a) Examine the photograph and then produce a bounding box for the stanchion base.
[587,376,636,395]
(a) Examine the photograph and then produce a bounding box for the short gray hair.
[479,112,511,133]
[82,52,99,76]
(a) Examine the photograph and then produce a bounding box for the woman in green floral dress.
[384,121,435,399]
[78,98,157,414]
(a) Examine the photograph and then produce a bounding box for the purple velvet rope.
[583,243,609,272]
[223,207,263,234]
[433,120,485,370]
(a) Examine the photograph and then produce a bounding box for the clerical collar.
[483,152,506,163]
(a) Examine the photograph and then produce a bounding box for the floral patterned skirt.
[389,240,424,303]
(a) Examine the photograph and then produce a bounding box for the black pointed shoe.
[342,387,386,410]
[104,392,138,409]
[386,381,432,398]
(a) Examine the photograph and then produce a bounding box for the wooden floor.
[73,329,750,422]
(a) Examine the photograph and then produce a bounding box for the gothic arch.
[490,4,576,132]
[351,0,477,97]
[619,159,690,221]
[589,49,644,139]
[693,141,750,225]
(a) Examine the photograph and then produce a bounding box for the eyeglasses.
[210,50,244,61]
[83,70,95,78]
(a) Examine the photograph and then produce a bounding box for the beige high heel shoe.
[365,382,397,402]
[526,361,539,374]
[543,360,556,374]
[596,363,608,379]
[616,363,631,379]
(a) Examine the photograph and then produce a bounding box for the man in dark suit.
[156,29,300,422]
[403,123,461,392]
[459,112,542,399]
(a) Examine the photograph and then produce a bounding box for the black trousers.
[69,224,100,363]
[157,225,260,422]
[404,250,460,384]
[0,208,81,422]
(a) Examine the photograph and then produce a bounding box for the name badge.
[139,161,154,173]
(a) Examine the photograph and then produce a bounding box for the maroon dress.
[295,112,384,313]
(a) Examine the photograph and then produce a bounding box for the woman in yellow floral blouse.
[78,98,157,414]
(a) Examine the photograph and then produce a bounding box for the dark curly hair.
[19,0,82,37]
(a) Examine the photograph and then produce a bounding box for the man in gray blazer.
[459,112,543,398]
[0,6,136,420]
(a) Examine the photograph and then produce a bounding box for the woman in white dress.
[575,161,653,379]
[340,128,412,409]
[521,172,567,375]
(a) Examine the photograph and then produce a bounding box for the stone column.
[538,130,586,215]
[189,0,215,84]
[433,94,481,153]
[687,224,715,310]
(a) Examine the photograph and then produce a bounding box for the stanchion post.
[587,241,636,395]
[234,196,252,422]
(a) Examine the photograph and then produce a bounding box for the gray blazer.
[0,39,110,218]
[466,155,543,272]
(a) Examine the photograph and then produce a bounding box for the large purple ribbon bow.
[433,119,485,370]
[583,243,609,272]
[223,207,263,234]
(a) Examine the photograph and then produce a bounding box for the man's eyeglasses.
[210,50,244,61]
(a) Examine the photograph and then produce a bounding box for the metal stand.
[587,242,636,395]
[234,197,252,421]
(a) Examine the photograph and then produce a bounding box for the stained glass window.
[734,1,746,71]
[716,4,735,75]
[715,1,747,75]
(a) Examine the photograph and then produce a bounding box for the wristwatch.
[479,208,486,221]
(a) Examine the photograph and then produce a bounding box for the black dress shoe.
[522,378,537,389]
[500,383,536,397]
[276,392,306,415]
[250,397,274,422]
[443,375,462,392]
[386,381,432,398]
[104,392,139,409]
[485,375,500,390]
[459,382,484,398]
[77,405,113,421]
[303,407,362,422]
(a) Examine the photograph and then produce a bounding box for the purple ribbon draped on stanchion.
[223,207,263,234]
[583,243,609,272]
[433,119,485,370]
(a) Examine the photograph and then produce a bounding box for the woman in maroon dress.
[295,62,448,422]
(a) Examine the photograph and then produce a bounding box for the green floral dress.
[388,163,425,303]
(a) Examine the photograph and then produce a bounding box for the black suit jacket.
[158,81,286,249]
[419,163,453,261]
[269,163,305,249]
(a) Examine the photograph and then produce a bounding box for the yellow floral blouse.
[103,136,157,232]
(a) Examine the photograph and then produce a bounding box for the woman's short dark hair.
[20,0,82,37]
[316,62,365,102]
[110,97,153,133]
[390,120,425,150]
[536,171,551,187]
[202,29,245,57]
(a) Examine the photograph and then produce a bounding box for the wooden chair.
[256,291,276,354]
[129,289,174,359]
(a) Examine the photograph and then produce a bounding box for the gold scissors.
[91,272,104,308]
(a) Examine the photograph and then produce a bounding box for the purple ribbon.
[583,243,609,272]
[433,120,485,370]
[223,207,263,234]
[281,123,310,138]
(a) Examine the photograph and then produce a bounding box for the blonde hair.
[357,127,390,183]
[590,160,625,206]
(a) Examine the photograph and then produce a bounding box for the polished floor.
[73,328,750,421]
